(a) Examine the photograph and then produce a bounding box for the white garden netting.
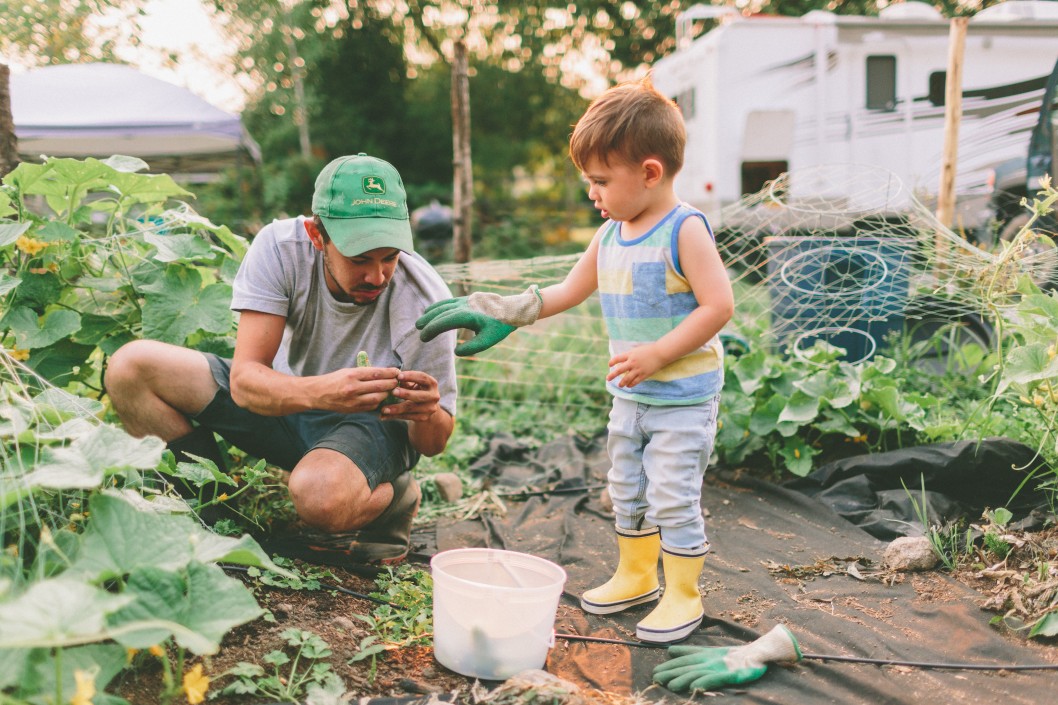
[434,165,1056,432]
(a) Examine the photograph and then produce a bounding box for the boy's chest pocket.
[631,262,670,309]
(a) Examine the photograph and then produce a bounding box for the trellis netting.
[435,164,1056,433]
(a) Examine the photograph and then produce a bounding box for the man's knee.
[104,340,216,432]
[288,458,376,531]
[105,340,156,400]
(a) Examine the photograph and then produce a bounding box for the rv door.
[741,110,794,197]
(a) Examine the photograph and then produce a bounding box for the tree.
[0,64,17,176]
[0,0,144,66]
[209,0,413,216]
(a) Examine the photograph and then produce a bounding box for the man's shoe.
[264,473,421,568]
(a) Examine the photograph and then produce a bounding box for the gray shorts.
[193,354,419,489]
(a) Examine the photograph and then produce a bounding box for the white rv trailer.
[650,1,1058,232]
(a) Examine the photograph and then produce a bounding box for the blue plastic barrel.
[765,236,915,363]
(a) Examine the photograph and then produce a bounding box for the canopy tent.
[10,63,260,180]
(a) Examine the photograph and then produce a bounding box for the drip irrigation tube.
[224,565,1058,674]
[495,483,608,499]
[554,633,1058,672]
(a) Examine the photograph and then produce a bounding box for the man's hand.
[316,366,401,414]
[652,625,802,693]
[416,286,542,356]
[380,370,442,422]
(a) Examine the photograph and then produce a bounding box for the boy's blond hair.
[569,76,686,175]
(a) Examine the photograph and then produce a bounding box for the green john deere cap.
[311,153,414,256]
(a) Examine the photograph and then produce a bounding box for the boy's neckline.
[615,203,683,244]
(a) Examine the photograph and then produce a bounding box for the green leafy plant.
[982,531,1012,559]
[979,176,1058,514]
[0,155,245,392]
[900,474,974,571]
[246,556,339,593]
[220,628,343,703]
[346,565,433,686]
[718,336,993,477]
[353,565,433,648]
[0,156,314,701]
[347,635,388,685]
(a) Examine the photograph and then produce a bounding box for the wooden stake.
[936,17,968,232]
[451,40,473,270]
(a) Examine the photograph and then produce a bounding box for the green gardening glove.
[416,285,543,356]
[652,625,802,693]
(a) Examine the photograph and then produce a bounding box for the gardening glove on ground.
[416,285,543,356]
[652,624,802,693]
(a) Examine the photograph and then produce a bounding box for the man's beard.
[323,251,387,305]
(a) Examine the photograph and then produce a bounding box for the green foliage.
[220,628,343,703]
[246,556,339,593]
[355,565,433,648]
[901,475,972,572]
[0,153,283,701]
[0,0,145,66]
[982,531,1011,559]
[982,178,1058,509]
[347,635,387,685]
[0,156,245,390]
[718,334,994,477]
[346,566,430,680]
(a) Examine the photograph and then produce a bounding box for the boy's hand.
[416,286,543,356]
[607,344,664,388]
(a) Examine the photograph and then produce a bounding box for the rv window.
[741,161,787,198]
[866,55,896,111]
[928,72,946,107]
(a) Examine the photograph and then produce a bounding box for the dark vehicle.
[982,55,1058,245]
[1027,57,1058,208]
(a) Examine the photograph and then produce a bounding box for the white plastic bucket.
[431,548,567,680]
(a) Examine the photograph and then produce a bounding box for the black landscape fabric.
[426,434,1058,704]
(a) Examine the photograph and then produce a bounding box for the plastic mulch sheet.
[425,434,1058,704]
[786,437,1051,540]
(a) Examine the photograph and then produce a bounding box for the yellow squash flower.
[70,669,95,705]
[15,235,48,256]
[5,348,30,361]
[182,663,209,705]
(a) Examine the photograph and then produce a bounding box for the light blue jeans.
[606,394,720,552]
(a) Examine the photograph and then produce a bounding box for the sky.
[118,0,246,113]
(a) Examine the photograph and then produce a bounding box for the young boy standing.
[417,77,734,643]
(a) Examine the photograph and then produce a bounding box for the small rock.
[333,616,356,631]
[432,472,463,502]
[273,602,294,619]
[599,487,614,513]
[884,536,940,571]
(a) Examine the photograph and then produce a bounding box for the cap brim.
[321,216,415,257]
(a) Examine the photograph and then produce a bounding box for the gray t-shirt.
[230,216,457,417]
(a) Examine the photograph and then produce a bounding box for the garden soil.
[115,433,1058,704]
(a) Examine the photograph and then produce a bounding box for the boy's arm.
[417,234,602,355]
[537,234,600,318]
[608,218,734,387]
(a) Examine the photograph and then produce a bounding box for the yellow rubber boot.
[636,548,707,643]
[580,527,661,614]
